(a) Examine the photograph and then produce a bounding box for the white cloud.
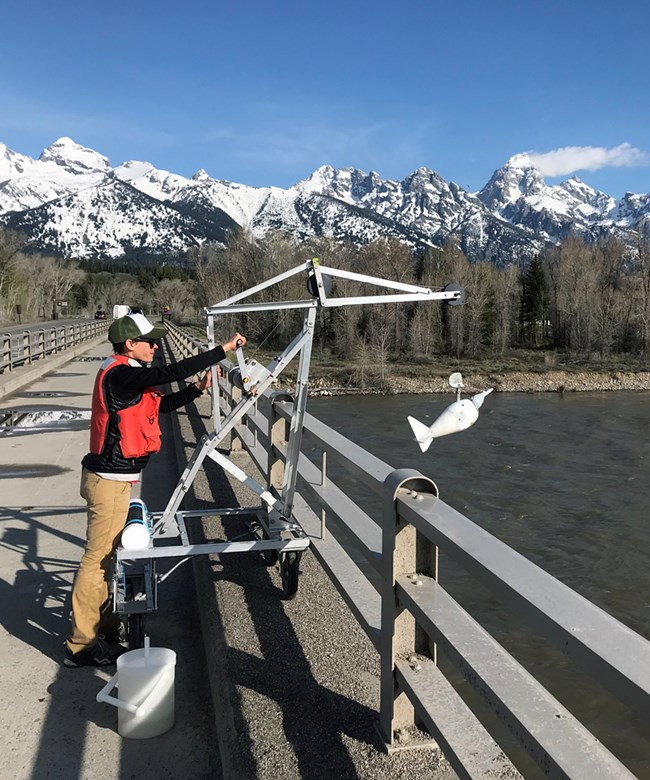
[528,143,648,177]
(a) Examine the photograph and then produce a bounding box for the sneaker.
[99,627,126,645]
[63,637,127,668]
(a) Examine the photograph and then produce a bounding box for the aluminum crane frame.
[113,258,462,627]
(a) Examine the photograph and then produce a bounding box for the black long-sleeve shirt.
[107,346,226,412]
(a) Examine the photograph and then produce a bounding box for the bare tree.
[490,262,520,356]
[0,228,30,322]
[464,262,493,358]
[631,235,650,354]
[83,272,115,314]
[108,274,145,315]
[545,237,596,353]
[15,255,85,319]
[433,239,471,357]
[590,238,626,355]
[352,239,417,358]
[410,247,447,358]
[188,244,231,308]
[151,277,199,323]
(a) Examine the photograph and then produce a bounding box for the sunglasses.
[134,338,158,347]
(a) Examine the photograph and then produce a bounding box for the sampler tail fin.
[407,416,434,453]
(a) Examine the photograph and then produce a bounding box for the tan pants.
[66,470,132,653]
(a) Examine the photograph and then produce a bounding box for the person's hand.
[195,370,213,394]
[223,333,246,353]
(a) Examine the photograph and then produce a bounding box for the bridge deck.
[0,338,460,780]
[0,342,220,779]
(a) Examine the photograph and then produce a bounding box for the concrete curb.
[0,333,109,401]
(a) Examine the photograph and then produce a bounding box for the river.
[308,390,650,777]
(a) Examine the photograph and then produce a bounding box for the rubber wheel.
[261,547,279,567]
[127,613,145,649]
[259,528,278,567]
[124,575,146,649]
[279,551,301,600]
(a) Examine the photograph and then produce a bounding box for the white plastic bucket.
[96,639,176,739]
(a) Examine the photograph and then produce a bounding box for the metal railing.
[0,320,109,373]
[166,323,650,779]
[164,321,204,359]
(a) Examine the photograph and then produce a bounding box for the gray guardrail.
[165,322,649,779]
[0,321,109,373]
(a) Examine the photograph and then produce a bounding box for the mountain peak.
[294,165,376,203]
[39,137,111,175]
[192,169,211,182]
[478,153,546,211]
[298,165,339,188]
[49,136,76,147]
[403,167,445,189]
[0,142,32,181]
[504,152,537,170]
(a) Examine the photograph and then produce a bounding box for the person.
[64,311,246,667]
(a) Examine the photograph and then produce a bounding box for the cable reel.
[443,282,465,305]
[228,340,273,396]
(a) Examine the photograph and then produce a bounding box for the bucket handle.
[96,669,171,717]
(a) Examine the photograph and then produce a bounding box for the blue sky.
[1,0,649,197]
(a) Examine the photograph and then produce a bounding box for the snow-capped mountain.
[0,138,648,264]
[2,177,235,259]
[476,153,623,241]
[0,137,109,214]
[113,160,191,201]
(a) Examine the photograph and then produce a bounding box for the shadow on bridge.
[1,409,220,778]
[174,390,380,780]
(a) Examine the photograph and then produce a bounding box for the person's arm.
[108,333,245,402]
[111,347,226,394]
[159,383,202,413]
[159,366,213,413]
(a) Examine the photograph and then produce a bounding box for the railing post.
[267,392,293,495]
[38,329,45,360]
[2,333,11,372]
[22,331,31,366]
[379,468,438,751]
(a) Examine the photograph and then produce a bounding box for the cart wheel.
[124,575,146,649]
[261,547,279,567]
[279,551,301,600]
[259,528,278,567]
[127,613,145,649]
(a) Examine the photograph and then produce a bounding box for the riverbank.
[247,345,650,396]
[300,369,650,395]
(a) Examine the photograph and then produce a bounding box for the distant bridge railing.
[165,322,650,780]
[0,320,109,373]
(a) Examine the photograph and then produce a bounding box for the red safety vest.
[90,355,163,459]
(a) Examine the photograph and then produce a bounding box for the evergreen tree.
[521,256,550,346]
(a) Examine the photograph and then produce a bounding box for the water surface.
[308,391,650,775]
